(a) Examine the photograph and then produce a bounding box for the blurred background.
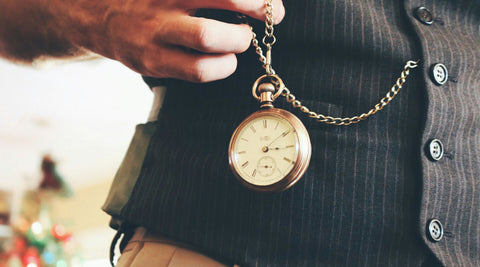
[0,57,152,266]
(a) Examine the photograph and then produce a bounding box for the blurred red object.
[22,247,40,266]
[51,224,67,240]
[39,155,61,190]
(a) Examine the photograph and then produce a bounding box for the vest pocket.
[102,122,159,218]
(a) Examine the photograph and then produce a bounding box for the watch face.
[230,110,303,188]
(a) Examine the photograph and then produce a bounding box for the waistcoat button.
[427,219,444,242]
[427,139,444,161]
[415,7,434,25]
[431,63,449,85]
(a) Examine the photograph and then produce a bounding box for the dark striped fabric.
[103,0,480,266]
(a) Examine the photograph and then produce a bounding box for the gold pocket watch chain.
[241,0,420,126]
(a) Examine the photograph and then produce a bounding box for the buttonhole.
[443,151,455,160]
[448,76,458,83]
[444,231,455,238]
[434,18,445,26]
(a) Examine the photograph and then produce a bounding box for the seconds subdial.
[257,156,276,177]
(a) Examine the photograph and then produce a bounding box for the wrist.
[58,0,134,61]
[51,1,110,58]
[0,0,77,62]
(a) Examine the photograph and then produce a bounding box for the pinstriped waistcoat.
[103,0,480,266]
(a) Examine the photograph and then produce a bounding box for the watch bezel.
[228,108,311,192]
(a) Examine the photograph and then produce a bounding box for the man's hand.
[0,0,285,82]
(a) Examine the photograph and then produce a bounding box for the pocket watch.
[228,75,311,192]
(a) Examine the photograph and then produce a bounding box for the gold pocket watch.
[229,75,311,192]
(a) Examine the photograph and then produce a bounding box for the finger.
[155,15,252,54]
[144,46,238,83]
[179,0,285,24]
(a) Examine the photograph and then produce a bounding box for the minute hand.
[266,130,290,148]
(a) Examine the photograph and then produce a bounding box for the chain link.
[243,0,420,125]
[280,61,419,125]
[262,0,276,47]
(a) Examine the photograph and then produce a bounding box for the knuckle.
[120,53,148,75]
[143,59,159,76]
[189,69,209,83]
[141,51,169,78]
[227,0,247,10]
[193,22,215,51]
[187,59,210,83]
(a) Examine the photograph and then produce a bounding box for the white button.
[431,63,448,85]
[427,219,444,242]
[428,139,444,161]
[415,7,434,25]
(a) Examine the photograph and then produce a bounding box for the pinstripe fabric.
[104,0,479,266]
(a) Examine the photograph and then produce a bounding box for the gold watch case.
[228,108,311,192]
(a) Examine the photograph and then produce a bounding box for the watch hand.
[270,145,295,150]
[266,130,290,148]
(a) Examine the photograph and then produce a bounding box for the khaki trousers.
[116,228,239,267]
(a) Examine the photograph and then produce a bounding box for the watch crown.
[259,83,276,108]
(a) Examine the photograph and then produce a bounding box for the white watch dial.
[232,115,299,186]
